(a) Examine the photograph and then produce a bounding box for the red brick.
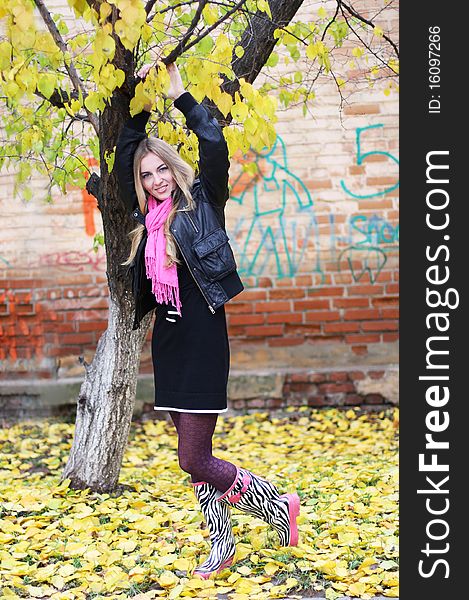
[307,396,328,407]
[255,301,291,313]
[225,303,253,314]
[344,309,381,320]
[348,285,385,296]
[344,103,380,115]
[229,314,265,326]
[289,382,316,393]
[266,312,303,324]
[266,398,285,408]
[333,298,369,308]
[285,324,321,336]
[362,320,398,331]
[358,199,393,210]
[373,271,393,282]
[238,290,268,301]
[55,323,77,333]
[245,325,283,337]
[381,308,399,319]
[294,299,330,311]
[227,326,247,337]
[334,273,354,284]
[328,372,350,382]
[369,370,385,379]
[48,346,82,357]
[294,275,313,286]
[305,334,344,344]
[302,179,332,189]
[352,345,369,354]
[386,284,399,293]
[288,373,311,383]
[276,278,294,287]
[256,277,273,288]
[305,311,341,322]
[308,373,328,383]
[382,333,399,342]
[366,176,399,186]
[269,288,305,300]
[372,296,398,307]
[319,383,355,393]
[77,321,108,332]
[323,322,360,333]
[348,370,366,380]
[308,287,344,297]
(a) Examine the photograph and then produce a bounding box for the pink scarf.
[145,195,182,315]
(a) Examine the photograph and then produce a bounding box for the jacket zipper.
[186,211,199,232]
[172,231,216,314]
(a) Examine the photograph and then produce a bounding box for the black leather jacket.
[115,92,244,330]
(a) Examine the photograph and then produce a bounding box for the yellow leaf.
[264,562,278,575]
[348,581,367,596]
[158,571,179,588]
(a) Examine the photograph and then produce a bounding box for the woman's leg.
[169,411,181,433]
[171,412,236,578]
[176,413,237,492]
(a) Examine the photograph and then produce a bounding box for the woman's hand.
[135,61,186,104]
[165,62,186,101]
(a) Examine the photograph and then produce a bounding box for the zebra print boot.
[217,468,300,547]
[192,481,236,579]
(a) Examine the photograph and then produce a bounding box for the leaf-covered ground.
[0,407,398,600]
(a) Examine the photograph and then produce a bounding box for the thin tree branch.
[338,3,397,74]
[322,3,341,41]
[33,0,99,133]
[338,0,399,59]
[163,0,247,64]
[147,0,198,21]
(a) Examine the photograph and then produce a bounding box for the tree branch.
[338,0,399,59]
[163,0,247,64]
[164,0,208,61]
[33,0,99,133]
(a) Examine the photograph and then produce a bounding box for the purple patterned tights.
[169,412,237,493]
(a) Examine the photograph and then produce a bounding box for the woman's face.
[140,152,176,201]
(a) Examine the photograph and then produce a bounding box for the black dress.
[151,256,230,413]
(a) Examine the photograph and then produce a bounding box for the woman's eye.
[158,166,168,172]
[141,173,149,178]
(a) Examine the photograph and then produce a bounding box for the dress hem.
[154,406,228,414]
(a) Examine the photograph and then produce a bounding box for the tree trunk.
[61,299,151,492]
[61,83,154,493]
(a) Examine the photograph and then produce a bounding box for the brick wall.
[0,0,399,410]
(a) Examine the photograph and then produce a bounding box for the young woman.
[115,61,300,579]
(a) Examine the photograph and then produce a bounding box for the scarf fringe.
[145,256,182,315]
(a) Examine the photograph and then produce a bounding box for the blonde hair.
[122,137,196,267]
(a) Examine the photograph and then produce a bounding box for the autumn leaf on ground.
[0,407,398,599]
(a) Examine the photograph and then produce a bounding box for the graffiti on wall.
[340,124,399,199]
[229,135,321,280]
[226,123,399,283]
